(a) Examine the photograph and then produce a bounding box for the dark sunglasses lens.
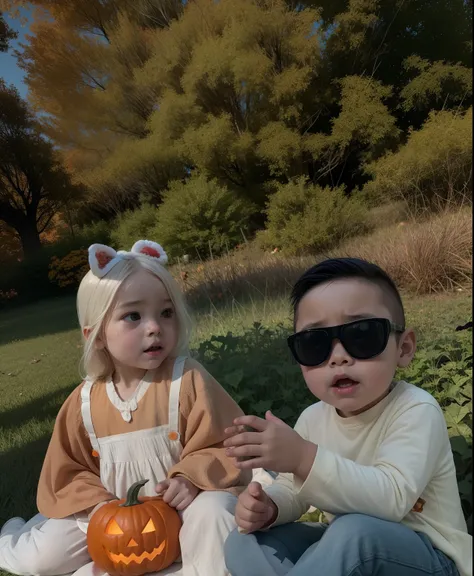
[342,319,388,359]
[290,330,331,366]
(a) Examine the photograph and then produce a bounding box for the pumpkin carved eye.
[106,519,124,535]
[142,518,156,533]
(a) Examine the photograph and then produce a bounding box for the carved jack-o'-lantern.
[87,479,182,576]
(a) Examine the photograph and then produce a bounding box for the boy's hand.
[155,477,200,510]
[235,482,278,534]
[224,411,317,481]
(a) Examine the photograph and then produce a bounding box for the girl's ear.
[83,327,105,349]
[397,328,416,368]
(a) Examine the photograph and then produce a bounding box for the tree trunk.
[18,221,42,258]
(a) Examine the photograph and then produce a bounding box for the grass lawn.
[0,290,471,558]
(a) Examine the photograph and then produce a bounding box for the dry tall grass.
[172,208,472,308]
[174,244,318,308]
[336,209,472,293]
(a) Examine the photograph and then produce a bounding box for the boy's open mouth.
[331,377,359,389]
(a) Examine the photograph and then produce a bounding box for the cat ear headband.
[88,240,168,278]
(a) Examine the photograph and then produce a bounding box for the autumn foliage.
[0,0,471,266]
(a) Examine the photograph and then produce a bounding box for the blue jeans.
[224,514,460,576]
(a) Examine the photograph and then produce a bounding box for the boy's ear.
[397,328,416,368]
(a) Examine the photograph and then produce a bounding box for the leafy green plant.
[196,323,312,425]
[399,329,472,530]
[198,323,472,531]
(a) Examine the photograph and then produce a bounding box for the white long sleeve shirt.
[261,381,472,576]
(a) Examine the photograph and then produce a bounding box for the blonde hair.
[77,255,192,379]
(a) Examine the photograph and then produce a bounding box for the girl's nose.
[147,320,161,335]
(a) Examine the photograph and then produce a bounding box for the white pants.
[0,491,237,576]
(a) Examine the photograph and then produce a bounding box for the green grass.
[0,290,471,543]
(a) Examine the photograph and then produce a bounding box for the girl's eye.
[123,312,141,322]
[161,308,174,319]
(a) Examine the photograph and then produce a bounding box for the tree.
[1,0,472,214]
[85,0,324,202]
[0,81,80,256]
[0,11,16,52]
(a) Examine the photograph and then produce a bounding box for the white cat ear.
[131,240,168,265]
[88,244,120,277]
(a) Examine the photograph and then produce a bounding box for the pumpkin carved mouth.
[106,540,166,566]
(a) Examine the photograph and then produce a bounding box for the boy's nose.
[329,340,352,366]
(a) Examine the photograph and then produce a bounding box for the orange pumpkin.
[87,479,182,576]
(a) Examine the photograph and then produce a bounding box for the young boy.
[223,258,471,576]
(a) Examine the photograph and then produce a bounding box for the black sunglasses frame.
[287,318,405,367]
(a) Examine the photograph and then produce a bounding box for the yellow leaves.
[271,66,313,104]
[330,76,398,150]
[155,173,256,258]
[363,107,472,209]
[400,57,473,112]
[303,132,330,163]
[182,35,234,93]
[260,177,370,255]
[48,249,89,289]
[13,0,329,197]
[181,114,237,169]
[108,11,153,70]
[257,122,302,176]
[147,90,202,143]
[331,0,379,51]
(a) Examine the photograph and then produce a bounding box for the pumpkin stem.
[121,479,149,507]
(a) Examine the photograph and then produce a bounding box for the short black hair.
[291,257,405,327]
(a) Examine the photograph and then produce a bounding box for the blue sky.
[0,8,33,98]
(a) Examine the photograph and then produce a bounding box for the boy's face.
[294,278,416,417]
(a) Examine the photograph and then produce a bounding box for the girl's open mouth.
[144,345,163,355]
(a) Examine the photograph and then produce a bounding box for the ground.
[0,290,471,525]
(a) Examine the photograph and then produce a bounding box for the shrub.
[110,203,160,250]
[195,323,309,423]
[0,288,18,308]
[0,234,99,306]
[153,174,256,259]
[77,219,113,246]
[336,209,472,294]
[363,107,472,211]
[0,220,114,307]
[399,330,472,531]
[197,323,472,531]
[48,249,89,289]
[258,177,371,255]
[1,248,66,306]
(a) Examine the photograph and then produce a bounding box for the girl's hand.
[87,499,117,520]
[235,482,278,534]
[155,477,200,510]
[224,411,317,481]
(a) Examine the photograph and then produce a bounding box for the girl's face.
[99,268,178,381]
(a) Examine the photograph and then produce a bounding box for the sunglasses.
[287,318,405,367]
